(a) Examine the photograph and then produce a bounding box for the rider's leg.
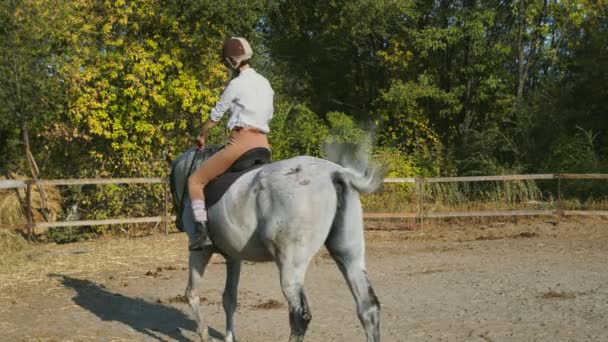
[187,129,269,246]
[188,143,237,247]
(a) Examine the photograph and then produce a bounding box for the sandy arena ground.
[1,217,607,342]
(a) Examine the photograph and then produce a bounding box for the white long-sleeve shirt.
[209,68,274,133]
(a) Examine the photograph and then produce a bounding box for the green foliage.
[0,0,269,235]
[456,128,523,176]
[551,127,604,173]
[361,146,421,213]
[0,0,69,170]
[549,127,608,199]
[325,112,369,145]
[269,102,329,160]
[375,77,453,151]
[46,227,87,244]
[264,0,416,117]
[55,0,227,178]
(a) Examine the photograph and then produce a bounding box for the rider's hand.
[195,134,205,150]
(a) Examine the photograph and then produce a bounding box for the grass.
[362,180,608,213]
[0,231,31,259]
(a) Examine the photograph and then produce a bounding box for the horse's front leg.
[186,246,213,341]
[223,258,241,342]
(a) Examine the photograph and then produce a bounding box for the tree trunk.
[516,0,548,109]
[459,0,476,135]
[516,0,526,108]
[22,117,50,222]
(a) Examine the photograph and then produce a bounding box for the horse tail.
[338,166,385,194]
[329,163,384,229]
[327,147,385,243]
[324,142,385,194]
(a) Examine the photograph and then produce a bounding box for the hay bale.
[0,172,62,235]
[0,230,30,256]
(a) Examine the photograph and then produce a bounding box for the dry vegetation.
[0,172,62,234]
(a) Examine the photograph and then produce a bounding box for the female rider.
[188,37,274,249]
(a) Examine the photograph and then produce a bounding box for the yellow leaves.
[179,119,187,130]
[110,141,122,151]
[40,123,91,142]
[87,115,104,135]
[49,0,230,177]
[134,121,154,134]
[88,150,104,160]
[82,23,94,32]
[113,38,124,47]
[208,62,228,82]
[145,39,158,50]
[124,86,137,98]
[102,23,113,34]
[159,54,173,66]
[151,93,167,106]
[124,73,138,83]
[378,40,413,72]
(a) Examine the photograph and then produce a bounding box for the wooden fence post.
[163,178,169,236]
[556,174,562,224]
[25,180,33,240]
[418,179,424,230]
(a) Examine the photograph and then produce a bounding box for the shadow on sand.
[49,274,224,341]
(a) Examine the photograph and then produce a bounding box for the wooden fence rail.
[1,173,607,238]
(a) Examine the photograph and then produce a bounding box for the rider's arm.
[209,82,236,122]
[197,82,236,146]
[198,119,218,142]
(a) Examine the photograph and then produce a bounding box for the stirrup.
[189,222,213,251]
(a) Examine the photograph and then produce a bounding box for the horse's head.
[169,145,222,231]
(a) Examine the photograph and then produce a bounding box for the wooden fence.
[1,173,607,239]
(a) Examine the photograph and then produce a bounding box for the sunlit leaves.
[60,0,226,177]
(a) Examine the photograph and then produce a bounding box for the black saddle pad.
[204,147,271,207]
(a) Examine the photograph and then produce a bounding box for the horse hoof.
[225,331,234,342]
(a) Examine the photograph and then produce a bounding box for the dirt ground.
[1,217,608,342]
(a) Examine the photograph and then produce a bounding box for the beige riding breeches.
[187,128,269,202]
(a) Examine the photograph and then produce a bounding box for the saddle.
[203,147,271,207]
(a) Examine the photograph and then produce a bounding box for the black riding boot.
[189,221,213,250]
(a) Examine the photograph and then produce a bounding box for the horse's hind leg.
[331,254,380,342]
[223,258,241,342]
[326,200,380,342]
[278,258,313,342]
[186,247,213,341]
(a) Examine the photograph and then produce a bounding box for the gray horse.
[170,144,384,342]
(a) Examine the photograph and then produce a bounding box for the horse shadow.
[49,274,224,341]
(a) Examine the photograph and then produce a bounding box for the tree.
[265,0,415,118]
[0,0,67,172]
